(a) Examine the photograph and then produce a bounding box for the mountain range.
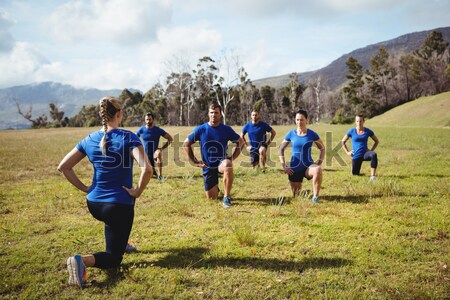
[253,26,450,90]
[1,26,449,129]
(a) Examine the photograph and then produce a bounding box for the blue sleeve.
[128,132,142,150]
[159,127,167,137]
[366,128,374,136]
[188,126,201,142]
[346,128,353,137]
[136,127,142,137]
[75,137,87,155]
[242,123,248,134]
[311,130,320,141]
[284,130,292,142]
[263,122,272,132]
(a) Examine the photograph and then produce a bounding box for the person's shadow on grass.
[124,247,351,273]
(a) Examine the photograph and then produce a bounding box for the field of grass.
[0,123,449,299]
[366,91,450,128]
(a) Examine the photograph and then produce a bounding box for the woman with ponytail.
[58,96,152,287]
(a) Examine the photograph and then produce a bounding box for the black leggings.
[352,151,378,175]
[87,200,134,269]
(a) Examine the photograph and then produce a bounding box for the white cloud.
[0,42,49,88]
[138,22,222,86]
[45,0,172,44]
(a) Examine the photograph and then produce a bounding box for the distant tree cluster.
[336,30,450,123]
[18,30,450,128]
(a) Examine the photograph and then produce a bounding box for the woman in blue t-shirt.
[341,115,379,180]
[58,96,152,287]
[279,109,325,203]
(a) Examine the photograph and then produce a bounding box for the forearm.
[370,141,378,151]
[134,166,152,198]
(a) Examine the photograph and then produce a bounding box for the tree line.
[19,30,450,128]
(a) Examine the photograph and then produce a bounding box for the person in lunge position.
[136,112,173,181]
[183,102,244,208]
[58,96,152,287]
[241,110,276,172]
[279,109,325,203]
[341,115,379,180]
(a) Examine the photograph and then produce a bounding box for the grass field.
[0,121,449,299]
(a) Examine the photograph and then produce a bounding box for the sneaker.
[312,195,319,204]
[369,175,376,181]
[223,196,232,208]
[125,242,137,253]
[67,255,86,287]
[157,175,164,182]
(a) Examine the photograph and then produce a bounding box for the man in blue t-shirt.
[341,115,379,180]
[136,113,173,181]
[241,110,276,171]
[183,103,244,208]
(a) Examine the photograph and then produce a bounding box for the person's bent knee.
[219,159,233,171]
[259,147,266,155]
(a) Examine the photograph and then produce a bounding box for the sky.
[0,0,449,91]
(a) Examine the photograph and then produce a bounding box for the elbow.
[57,163,67,173]
[144,164,153,177]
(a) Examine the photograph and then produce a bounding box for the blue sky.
[0,0,449,91]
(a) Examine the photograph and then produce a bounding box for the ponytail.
[98,96,122,155]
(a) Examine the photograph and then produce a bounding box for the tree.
[414,30,450,94]
[366,47,395,107]
[311,76,323,123]
[191,56,220,123]
[49,103,68,127]
[15,99,48,129]
[397,54,421,102]
[212,50,243,124]
[342,56,376,116]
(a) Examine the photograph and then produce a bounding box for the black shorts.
[288,169,308,183]
[203,168,222,191]
[250,151,260,165]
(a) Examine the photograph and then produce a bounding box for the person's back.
[77,129,140,204]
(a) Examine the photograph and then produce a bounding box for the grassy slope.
[366,92,450,128]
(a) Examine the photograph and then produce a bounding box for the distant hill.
[366,92,450,128]
[0,82,125,129]
[254,27,450,90]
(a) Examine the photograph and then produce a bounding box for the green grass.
[367,91,450,128]
[0,124,449,299]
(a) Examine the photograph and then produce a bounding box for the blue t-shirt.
[242,121,273,153]
[284,129,320,172]
[346,127,374,159]
[188,123,240,174]
[76,129,142,205]
[136,126,167,157]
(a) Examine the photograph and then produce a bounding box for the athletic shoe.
[369,176,376,181]
[157,175,164,182]
[67,255,86,287]
[223,196,232,208]
[312,195,319,204]
[125,242,137,253]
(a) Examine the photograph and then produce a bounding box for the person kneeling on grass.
[57,96,152,287]
[341,115,379,181]
[278,109,325,203]
[183,102,244,208]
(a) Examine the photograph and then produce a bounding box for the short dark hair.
[296,109,308,119]
[356,114,365,120]
[145,112,154,118]
[209,102,222,113]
